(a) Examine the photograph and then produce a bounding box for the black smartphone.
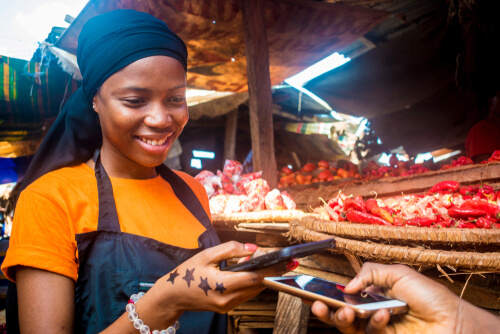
[264,275,408,318]
[220,239,335,272]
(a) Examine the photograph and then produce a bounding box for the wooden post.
[242,0,278,188]
[273,292,310,334]
[223,109,238,161]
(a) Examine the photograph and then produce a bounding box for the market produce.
[195,160,296,214]
[364,151,500,179]
[277,161,361,188]
[314,181,500,229]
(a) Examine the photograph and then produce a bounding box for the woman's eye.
[169,96,186,104]
[122,98,145,106]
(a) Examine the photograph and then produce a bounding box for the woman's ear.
[92,98,98,113]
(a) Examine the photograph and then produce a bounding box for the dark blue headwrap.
[20,9,188,191]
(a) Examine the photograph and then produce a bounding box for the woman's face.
[93,56,188,176]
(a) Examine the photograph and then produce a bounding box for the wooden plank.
[237,223,289,230]
[233,302,278,311]
[223,109,238,161]
[255,234,291,247]
[242,0,278,188]
[292,266,352,286]
[298,252,358,278]
[273,292,310,334]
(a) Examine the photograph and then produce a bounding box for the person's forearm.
[456,299,500,334]
[100,279,183,334]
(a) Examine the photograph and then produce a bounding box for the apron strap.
[156,164,213,229]
[93,149,212,231]
[94,149,121,232]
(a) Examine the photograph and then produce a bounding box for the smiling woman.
[93,56,189,178]
[1,9,290,334]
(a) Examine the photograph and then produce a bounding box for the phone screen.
[273,276,393,305]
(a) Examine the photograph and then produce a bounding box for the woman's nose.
[144,105,172,128]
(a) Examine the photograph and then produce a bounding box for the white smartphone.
[263,275,408,318]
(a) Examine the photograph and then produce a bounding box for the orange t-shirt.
[1,163,211,282]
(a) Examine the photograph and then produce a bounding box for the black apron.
[7,151,226,334]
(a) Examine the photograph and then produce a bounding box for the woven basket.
[289,220,500,271]
[212,210,306,224]
[298,216,500,251]
[212,210,306,232]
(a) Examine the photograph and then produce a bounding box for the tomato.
[295,173,306,185]
[301,163,317,173]
[281,166,293,175]
[318,160,330,169]
[326,175,336,182]
[280,175,295,184]
[305,174,313,181]
[312,178,320,183]
[317,170,332,180]
[337,168,349,178]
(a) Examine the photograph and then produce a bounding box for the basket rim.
[297,216,500,245]
[211,209,307,223]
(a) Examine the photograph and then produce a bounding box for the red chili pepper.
[428,181,460,194]
[365,199,393,223]
[459,186,473,197]
[323,206,339,221]
[488,150,500,162]
[459,200,500,218]
[344,196,366,212]
[392,216,405,226]
[431,221,451,228]
[457,222,476,229]
[476,217,493,229]
[448,207,488,219]
[327,198,338,209]
[405,217,435,227]
[346,210,392,226]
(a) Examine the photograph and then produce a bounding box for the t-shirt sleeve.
[1,188,78,282]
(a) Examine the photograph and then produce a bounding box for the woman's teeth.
[139,137,167,146]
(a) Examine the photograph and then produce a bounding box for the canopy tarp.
[55,0,389,93]
[0,53,79,141]
[305,14,478,156]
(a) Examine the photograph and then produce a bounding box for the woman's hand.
[132,241,295,330]
[164,241,293,313]
[310,262,497,334]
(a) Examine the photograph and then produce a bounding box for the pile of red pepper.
[314,180,500,229]
[363,160,430,179]
[440,156,474,170]
[364,150,500,179]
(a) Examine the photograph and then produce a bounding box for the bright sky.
[0,0,88,60]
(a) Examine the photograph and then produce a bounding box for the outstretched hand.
[311,263,466,334]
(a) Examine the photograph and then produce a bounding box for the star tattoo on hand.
[198,276,212,296]
[215,282,227,294]
[167,269,179,284]
[182,268,195,287]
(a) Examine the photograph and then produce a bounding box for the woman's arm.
[17,267,75,333]
[17,241,290,333]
